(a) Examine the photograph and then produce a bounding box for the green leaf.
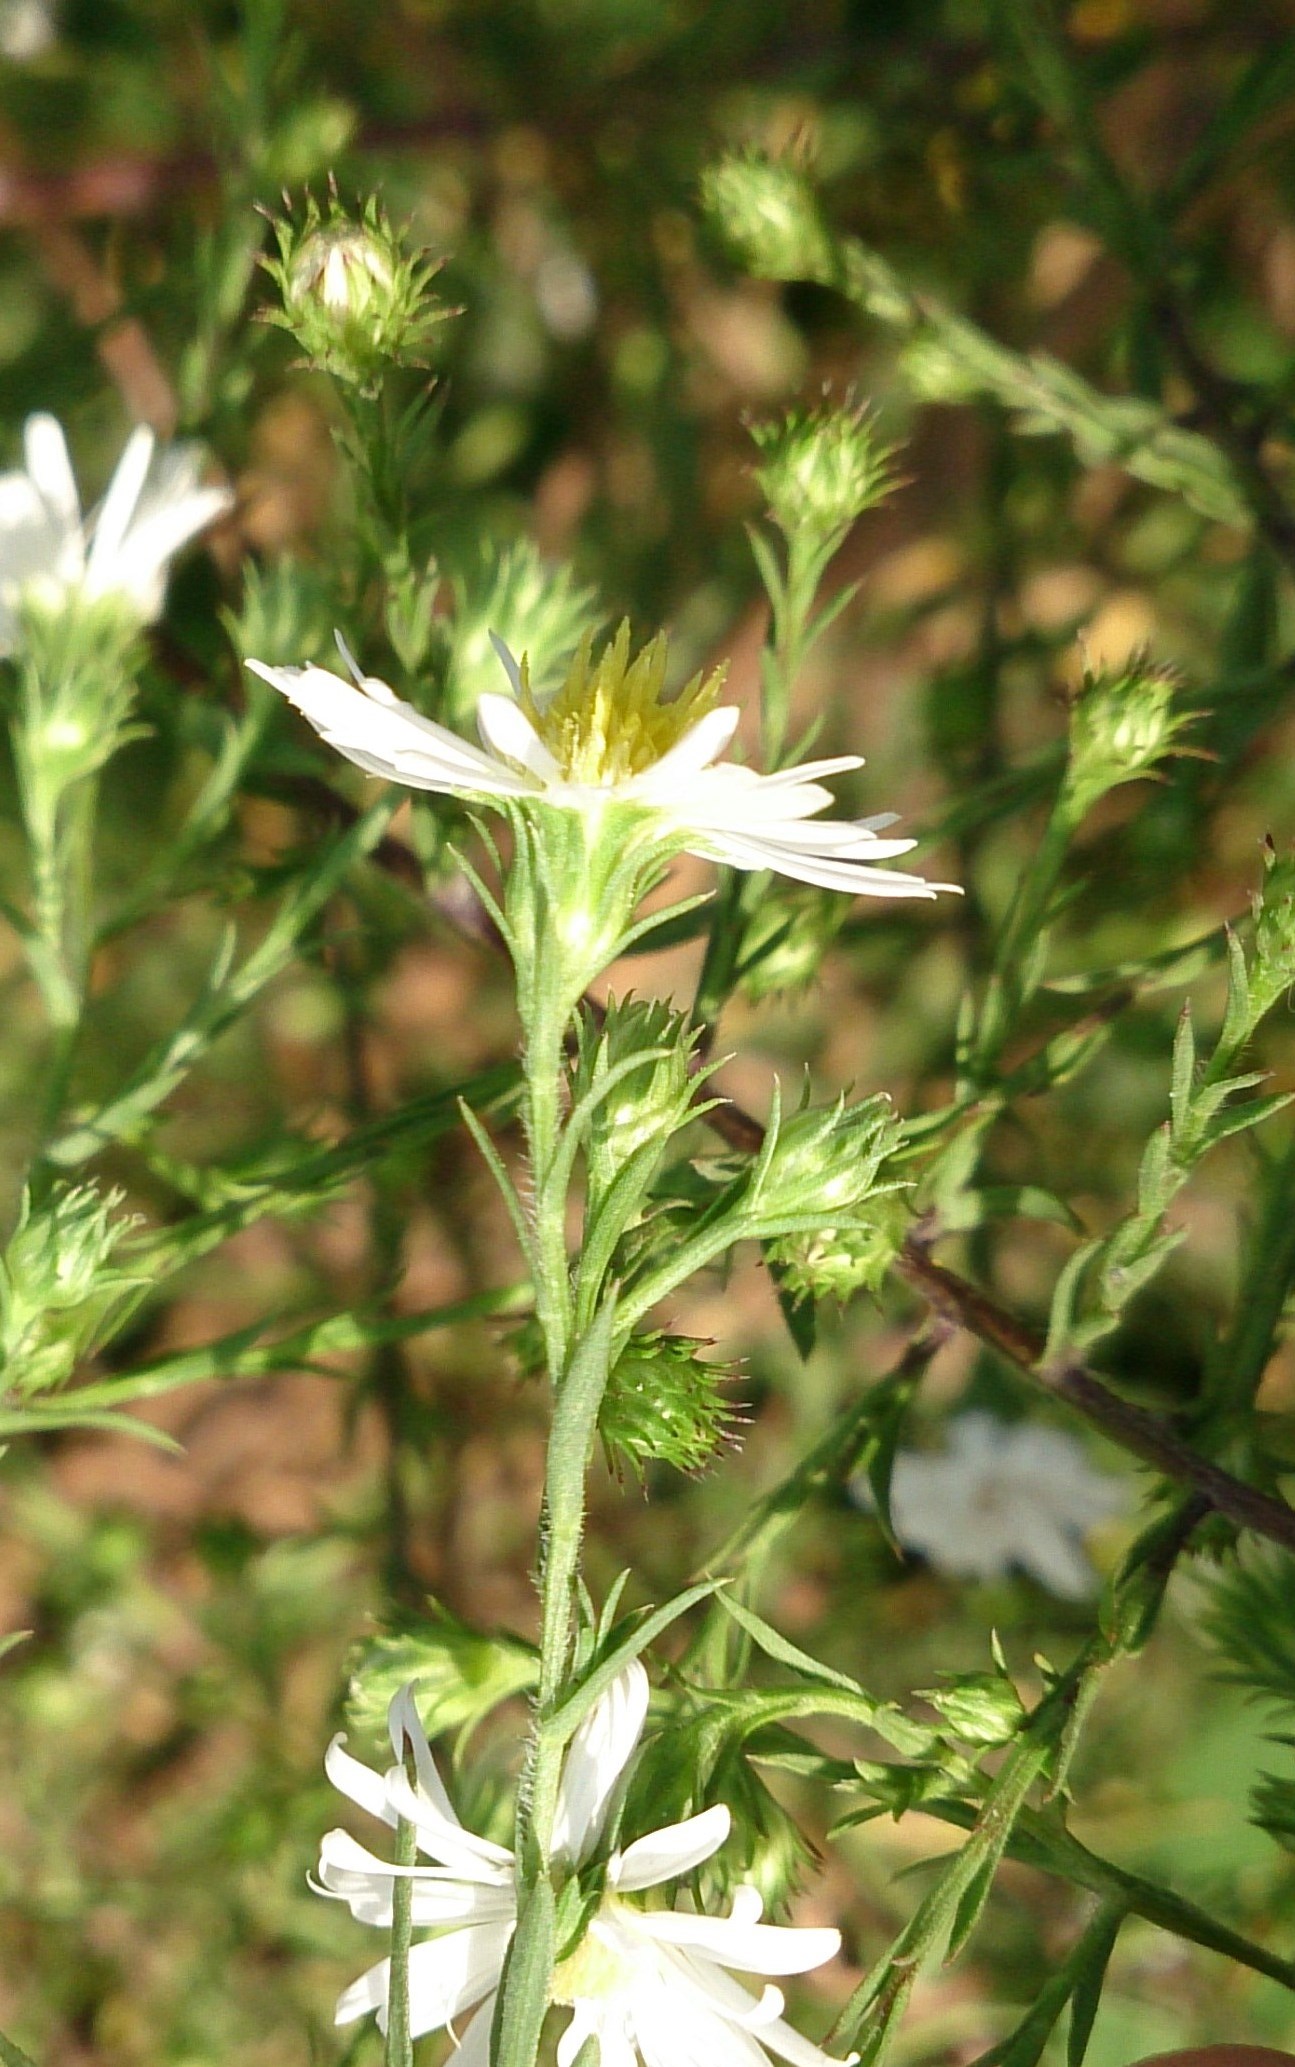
[716,1595,862,1694]
[1067,1905,1126,2067]
[545,1578,724,1748]
[491,1874,556,2067]
[0,2031,38,2067]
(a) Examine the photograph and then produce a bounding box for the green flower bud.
[444,541,598,728]
[765,1194,908,1305]
[920,1669,1027,1749]
[1063,649,1193,818]
[700,151,836,285]
[346,1609,538,1751]
[750,399,894,545]
[226,558,337,667]
[569,996,701,1209]
[737,886,847,1003]
[0,1184,149,1399]
[749,1087,903,1232]
[262,193,453,395]
[599,1329,737,1479]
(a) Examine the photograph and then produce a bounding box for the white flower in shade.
[316,1661,852,2067]
[0,0,57,59]
[247,622,954,902]
[864,1411,1128,1600]
[0,414,232,654]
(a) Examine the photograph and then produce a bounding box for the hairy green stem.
[384,1813,417,2067]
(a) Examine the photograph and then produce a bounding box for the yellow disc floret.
[549,1915,637,2005]
[521,620,726,787]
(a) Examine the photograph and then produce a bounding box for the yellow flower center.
[520,622,724,787]
[549,1918,636,2005]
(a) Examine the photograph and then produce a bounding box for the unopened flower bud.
[0,1184,147,1399]
[751,399,893,545]
[920,1669,1026,1749]
[750,1087,902,1230]
[701,152,836,285]
[263,194,453,394]
[569,996,700,1208]
[1063,650,1192,818]
[599,1329,737,1478]
[444,542,597,727]
[765,1196,907,1305]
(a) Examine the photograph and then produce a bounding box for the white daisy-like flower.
[248,622,954,902]
[0,414,233,654]
[862,1411,1128,1600]
[316,1661,852,2067]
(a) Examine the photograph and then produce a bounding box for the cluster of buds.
[261,191,453,395]
[0,1183,147,1400]
[751,397,894,549]
[1062,647,1194,820]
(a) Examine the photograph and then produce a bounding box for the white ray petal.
[751,2008,856,2067]
[324,1735,396,1827]
[476,693,563,781]
[489,630,526,697]
[631,1988,768,2067]
[319,1827,506,1897]
[23,414,79,533]
[105,484,232,610]
[632,1911,842,1976]
[245,661,537,796]
[86,425,155,585]
[335,1953,392,2027]
[695,829,944,898]
[404,1922,514,2039]
[388,1682,464,1830]
[384,1766,516,1879]
[627,706,742,799]
[754,756,865,789]
[611,1804,731,1891]
[551,1661,650,1865]
[712,821,918,859]
[449,1994,498,2067]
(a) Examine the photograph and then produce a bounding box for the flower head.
[860,1411,1127,1599]
[0,414,231,654]
[248,622,953,903]
[751,400,894,544]
[316,1662,851,2067]
[262,193,453,394]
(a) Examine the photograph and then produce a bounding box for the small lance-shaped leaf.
[491,1872,556,2067]
[966,1900,1126,2067]
[716,1594,869,1696]
[544,1578,724,1749]
[138,1061,521,1280]
[0,2031,38,2067]
[1067,1904,1126,2067]
[348,1612,538,1758]
[55,1285,530,1413]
